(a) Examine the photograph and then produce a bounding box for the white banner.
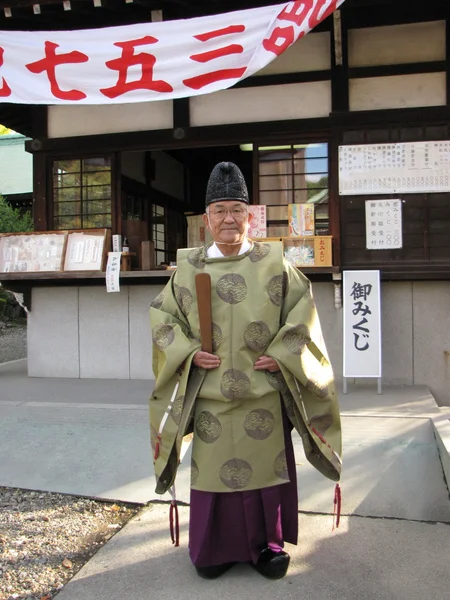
[0,0,344,104]
[343,270,381,378]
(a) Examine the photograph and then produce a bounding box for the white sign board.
[343,270,381,378]
[339,141,450,195]
[365,199,402,250]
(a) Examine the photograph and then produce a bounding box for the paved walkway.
[1,359,449,599]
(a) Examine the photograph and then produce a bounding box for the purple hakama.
[189,409,298,567]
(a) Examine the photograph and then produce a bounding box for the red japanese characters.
[100,37,173,99]
[26,41,89,101]
[183,25,247,91]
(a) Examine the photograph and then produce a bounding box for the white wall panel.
[190,81,331,126]
[79,287,129,379]
[0,136,33,195]
[256,32,330,76]
[349,21,446,67]
[28,287,80,378]
[349,73,446,112]
[48,101,173,138]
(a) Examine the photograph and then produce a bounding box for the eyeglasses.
[208,207,248,219]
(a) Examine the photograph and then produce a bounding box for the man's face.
[202,200,253,245]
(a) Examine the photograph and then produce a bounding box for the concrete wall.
[27,281,450,406]
[28,285,164,380]
[314,281,450,406]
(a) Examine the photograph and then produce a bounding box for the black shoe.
[254,548,290,580]
[195,562,235,579]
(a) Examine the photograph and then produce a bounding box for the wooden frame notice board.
[0,231,66,273]
[0,229,110,274]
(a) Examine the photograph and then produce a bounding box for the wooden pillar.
[330,9,349,113]
[32,153,49,231]
[446,18,450,106]
[30,106,49,231]
[112,151,122,235]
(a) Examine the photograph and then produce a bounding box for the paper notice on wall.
[365,199,402,250]
[106,252,121,293]
[248,206,267,238]
[288,204,315,236]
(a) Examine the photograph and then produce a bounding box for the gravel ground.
[0,487,140,600]
[0,320,27,364]
[0,323,142,600]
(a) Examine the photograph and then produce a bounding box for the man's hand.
[254,355,280,372]
[193,351,221,370]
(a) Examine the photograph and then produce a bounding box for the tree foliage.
[0,195,33,233]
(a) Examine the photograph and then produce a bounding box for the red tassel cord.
[153,435,161,461]
[332,483,342,530]
[169,500,180,547]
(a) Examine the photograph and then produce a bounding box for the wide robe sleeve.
[265,262,342,482]
[149,271,202,494]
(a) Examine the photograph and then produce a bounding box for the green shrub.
[0,194,33,233]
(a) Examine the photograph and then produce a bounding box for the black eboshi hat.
[205,162,249,206]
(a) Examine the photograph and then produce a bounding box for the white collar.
[207,238,251,258]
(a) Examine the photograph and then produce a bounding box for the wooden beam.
[349,61,447,79]
[235,70,331,89]
[25,117,332,155]
[330,105,450,128]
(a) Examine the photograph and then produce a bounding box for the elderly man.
[150,162,341,580]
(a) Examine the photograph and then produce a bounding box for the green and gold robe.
[150,241,342,495]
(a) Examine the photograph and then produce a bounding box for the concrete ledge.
[432,408,450,491]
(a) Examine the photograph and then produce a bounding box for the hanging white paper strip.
[106,252,121,293]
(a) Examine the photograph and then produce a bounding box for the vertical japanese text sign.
[343,270,381,378]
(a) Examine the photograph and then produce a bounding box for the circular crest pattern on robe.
[174,284,193,316]
[220,369,251,400]
[248,242,271,263]
[211,323,223,352]
[273,450,289,480]
[152,323,175,351]
[196,411,223,443]
[282,324,311,355]
[216,273,248,304]
[243,321,272,352]
[150,291,164,310]
[244,409,275,440]
[309,413,333,435]
[187,248,205,269]
[266,273,288,306]
[219,458,253,490]
[170,395,184,426]
[191,459,199,486]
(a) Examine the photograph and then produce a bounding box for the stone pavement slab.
[1,359,449,521]
[55,504,450,600]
